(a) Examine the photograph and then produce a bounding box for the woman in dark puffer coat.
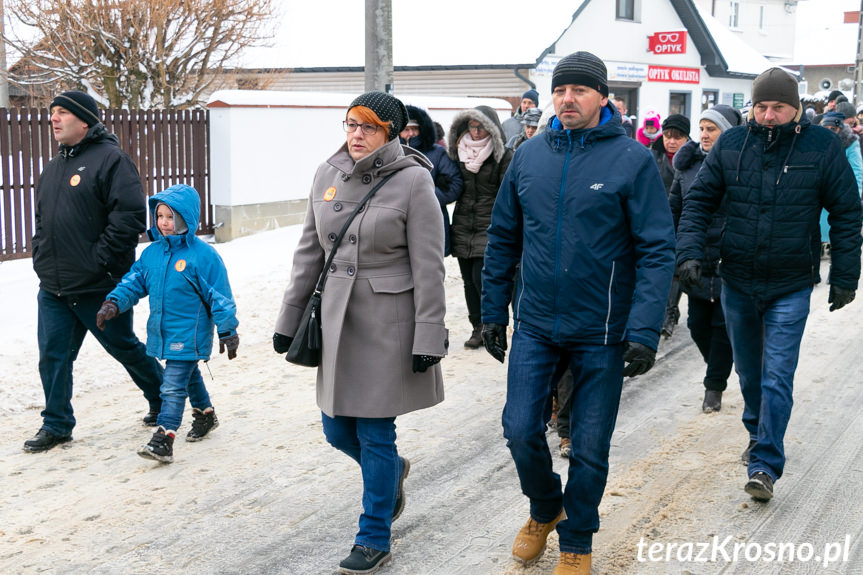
[669,104,741,413]
[447,106,513,349]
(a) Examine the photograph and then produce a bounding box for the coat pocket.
[368,274,414,294]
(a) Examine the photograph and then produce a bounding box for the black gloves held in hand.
[219,333,240,360]
[677,259,702,292]
[96,300,119,330]
[829,285,856,312]
[412,354,441,373]
[622,341,656,378]
[482,323,508,363]
[273,332,293,354]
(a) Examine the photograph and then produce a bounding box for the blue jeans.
[502,327,624,554]
[321,413,399,552]
[156,360,212,431]
[37,290,163,437]
[721,283,812,481]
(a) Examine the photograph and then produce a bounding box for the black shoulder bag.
[286,172,395,367]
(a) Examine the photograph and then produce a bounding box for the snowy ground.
[2,226,863,575]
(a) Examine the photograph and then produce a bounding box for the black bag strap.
[315,172,396,293]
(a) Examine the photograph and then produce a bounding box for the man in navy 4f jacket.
[676,68,862,503]
[24,91,164,453]
[481,52,675,575]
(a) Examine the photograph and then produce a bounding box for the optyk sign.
[648,31,687,54]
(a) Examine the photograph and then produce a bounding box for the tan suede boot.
[511,509,566,565]
[553,551,591,574]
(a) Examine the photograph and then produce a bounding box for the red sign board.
[647,66,700,84]
[648,30,688,54]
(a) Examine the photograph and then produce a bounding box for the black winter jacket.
[32,124,147,296]
[669,140,723,301]
[677,115,862,300]
[651,137,677,194]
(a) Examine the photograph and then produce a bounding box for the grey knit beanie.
[551,51,608,96]
[836,101,857,120]
[751,68,800,109]
[700,104,743,132]
[348,91,408,141]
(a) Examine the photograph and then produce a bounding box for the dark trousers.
[457,257,484,327]
[687,297,733,391]
[555,369,574,439]
[37,290,163,436]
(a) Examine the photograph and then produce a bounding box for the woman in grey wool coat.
[273,91,448,575]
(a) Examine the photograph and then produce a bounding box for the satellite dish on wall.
[819,78,833,90]
[839,78,854,91]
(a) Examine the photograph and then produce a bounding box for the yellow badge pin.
[324,187,337,201]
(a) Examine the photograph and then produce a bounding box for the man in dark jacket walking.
[24,91,164,453]
[676,68,862,502]
[481,51,675,575]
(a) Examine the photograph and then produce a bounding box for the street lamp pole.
[0,0,9,108]
[364,0,393,94]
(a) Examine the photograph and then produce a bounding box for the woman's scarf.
[457,133,494,174]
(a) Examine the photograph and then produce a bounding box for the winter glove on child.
[219,333,240,360]
[96,300,119,330]
[482,323,508,363]
[677,259,702,292]
[622,341,656,377]
[273,332,293,354]
[829,285,856,312]
[412,355,442,373]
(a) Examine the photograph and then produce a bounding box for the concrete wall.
[207,90,511,242]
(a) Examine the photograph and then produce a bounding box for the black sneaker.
[186,407,219,442]
[23,429,72,453]
[338,545,392,574]
[143,402,161,427]
[393,457,411,521]
[745,472,774,501]
[138,427,175,463]
[741,439,757,465]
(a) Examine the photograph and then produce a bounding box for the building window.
[617,0,634,20]
[729,1,740,28]
[759,5,767,33]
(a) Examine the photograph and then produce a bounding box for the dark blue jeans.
[321,413,400,552]
[37,290,163,437]
[502,327,624,554]
[721,283,812,481]
[157,360,212,432]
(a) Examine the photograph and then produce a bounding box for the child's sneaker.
[186,407,219,442]
[138,426,175,463]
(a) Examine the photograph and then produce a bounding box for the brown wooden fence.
[0,107,211,261]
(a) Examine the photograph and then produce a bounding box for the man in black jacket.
[676,69,862,502]
[24,91,164,453]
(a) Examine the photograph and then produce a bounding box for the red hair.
[347,106,391,139]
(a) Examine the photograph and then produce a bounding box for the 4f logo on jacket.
[590,183,604,190]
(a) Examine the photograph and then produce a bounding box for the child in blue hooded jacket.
[96,184,239,463]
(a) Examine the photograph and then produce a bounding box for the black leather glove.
[96,300,119,330]
[481,323,508,363]
[829,285,856,312]
[219,333,240,360]
[273,332,293,354]
[677,259,702,292]
[622,341,656,377]
[412,354,441,373]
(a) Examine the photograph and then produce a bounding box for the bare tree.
[3,0,275,108]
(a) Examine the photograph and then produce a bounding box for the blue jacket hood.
[148,184,200,241]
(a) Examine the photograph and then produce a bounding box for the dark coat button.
[358,204,365,212]
[374,158,383,167]
[328,233,337,242]
[329,264,337,273]
[333,202,343,212]
[349,234,357,244]
[362,174,372,184]
[341,174,349,181]
[347,266,355,276]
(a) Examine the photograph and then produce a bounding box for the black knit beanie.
[348,91,408,141]
[751,68,800,109]
[50,91,101,127]
[551,51,608,96]
[662,114,690,135]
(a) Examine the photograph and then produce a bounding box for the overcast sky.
[237,0,861,70]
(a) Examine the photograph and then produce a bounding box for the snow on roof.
[692,3,778,76]
[792,0,859,66]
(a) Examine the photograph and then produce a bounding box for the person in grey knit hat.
[677,66,861,504]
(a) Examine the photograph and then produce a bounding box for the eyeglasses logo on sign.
[648,30,688,54]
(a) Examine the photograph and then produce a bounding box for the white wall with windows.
[692,0,797,61]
